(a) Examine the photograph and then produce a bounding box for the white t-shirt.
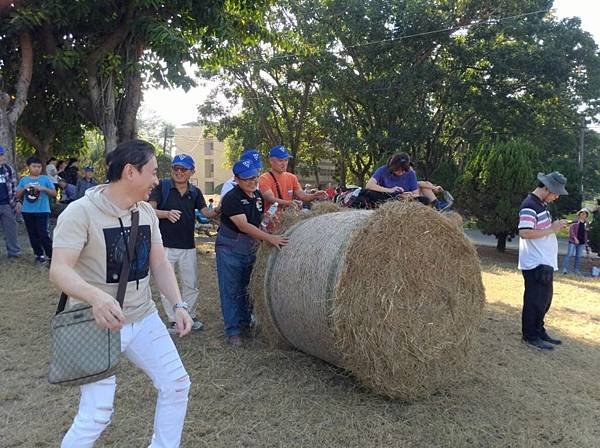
[517,193,558,270]
[220,177,236,199]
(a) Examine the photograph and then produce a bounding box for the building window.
[205,160,214,178]
[204,141,214,155]
[205,181,214,194]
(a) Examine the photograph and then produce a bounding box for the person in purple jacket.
[561,209,590,275]
[364,153,419,205]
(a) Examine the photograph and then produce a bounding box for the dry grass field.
[1,237,599,447]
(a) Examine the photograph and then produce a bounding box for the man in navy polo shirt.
[518,171,569,350]
[150,154,220,333]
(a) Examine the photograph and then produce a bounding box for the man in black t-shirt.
[150,154,219,333]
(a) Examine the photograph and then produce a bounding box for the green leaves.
[457,138,542,246]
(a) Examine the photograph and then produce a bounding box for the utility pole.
[163,126,168,155]
[579,116,585,198]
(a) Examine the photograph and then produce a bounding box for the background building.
[173,124,229,194]
[174,124,337,194]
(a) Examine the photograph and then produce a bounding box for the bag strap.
[158,179,172,210]
[268,171,284,199]
[115,210,139,308]
[55,210,140,315]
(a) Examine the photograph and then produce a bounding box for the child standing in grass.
[15,156,56,264]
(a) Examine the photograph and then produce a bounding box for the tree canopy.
[0,0,273,160]
[198,0,600,194]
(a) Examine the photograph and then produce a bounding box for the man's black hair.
[537,181,546,189]
[26,155,42,166]
[106,139,155,182]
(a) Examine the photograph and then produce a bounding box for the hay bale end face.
[251,201,485,400]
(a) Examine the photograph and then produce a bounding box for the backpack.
[157,179,200,210]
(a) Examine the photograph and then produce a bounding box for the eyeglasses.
[238,176,258,182]
[172,166,190,173]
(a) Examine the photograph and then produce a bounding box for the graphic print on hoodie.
[104,225,151,283]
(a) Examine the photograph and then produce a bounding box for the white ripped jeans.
[61,311,191,448]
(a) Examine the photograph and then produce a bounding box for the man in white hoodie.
[49,139,193,448]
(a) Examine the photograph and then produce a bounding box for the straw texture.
[251,201,484,400]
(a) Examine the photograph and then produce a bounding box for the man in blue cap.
[217,158,288,346]
[0,145,21,258]
[220,148,262,199]
[150,154,220,333]
[258,145,328,224]
[76,165,98,199]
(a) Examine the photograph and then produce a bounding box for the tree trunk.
[117,41,144,143]
[0,95,16,164]
[496,233,507,252]
[0,31,33,164]
[18,125,55,164]
[89,72,119,153]
[103,119,119,154]
[313,163,320,188]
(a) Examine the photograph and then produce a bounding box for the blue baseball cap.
[0,146,5,155]
[84,165,94,172]
[240,148,262,169]
[233,159,259,179]
[172,154,195,170]
[268,145,292,159]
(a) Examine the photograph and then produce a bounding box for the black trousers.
[22,212,53,258]
[521,266,553,340]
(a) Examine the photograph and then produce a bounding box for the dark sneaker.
[34,255,46,264]
[241,314,259,338]
[540,333,562,345]
[437,190,454,212]
[191,318,204,332]
[523,338,555,350]
[228,335,242,347]
[435,200,449,211]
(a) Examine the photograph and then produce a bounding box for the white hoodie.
[53,184,162,323]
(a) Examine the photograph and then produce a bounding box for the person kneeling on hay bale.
[363,152,439,208]
[217,159,289,347]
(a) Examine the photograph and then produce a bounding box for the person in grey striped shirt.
[517,172,569,351]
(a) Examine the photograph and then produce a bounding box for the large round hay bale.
[250,201,484,400]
